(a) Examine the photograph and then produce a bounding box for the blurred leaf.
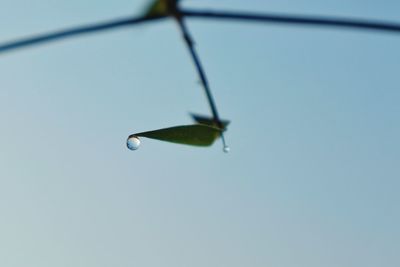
[131,124,222,146]
[145,0,167,17]
[191,113,230,130]
[144,0,179,17]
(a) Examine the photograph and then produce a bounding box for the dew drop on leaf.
[127,136,141,150]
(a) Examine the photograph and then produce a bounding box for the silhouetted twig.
[181,9,400,34]
[176,18,221,124]
[175,15,228,148]
[0,15,166,54]
[2,9,400,55]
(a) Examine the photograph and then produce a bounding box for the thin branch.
[175,16,228,149]
[175,17,222,124]
[0,15,166,54]
[181,9,400,34]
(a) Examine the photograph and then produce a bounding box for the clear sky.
[0,1,399,267]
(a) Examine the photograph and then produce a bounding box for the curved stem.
[175,16,222,126]
[175,14,228,149]
[0,15,166,54]
[181,9,400,34]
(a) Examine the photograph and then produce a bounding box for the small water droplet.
[223,145,230,153]
[127,136,141,150]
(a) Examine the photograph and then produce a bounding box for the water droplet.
[127,136,141,150]
[223,145,230,153]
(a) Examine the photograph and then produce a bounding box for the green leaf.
[144,0,179,17]
[130,124,222,147]
[191,113,230,130]
[144,0,167,17]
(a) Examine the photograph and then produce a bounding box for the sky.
[0,1,399,267]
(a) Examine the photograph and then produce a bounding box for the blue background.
[0,1,399,266]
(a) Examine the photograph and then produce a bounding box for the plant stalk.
[174,14,228,149]
[181,9,400,34]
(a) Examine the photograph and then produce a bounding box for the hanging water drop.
[223,145,230,153]
[127,135,141,150]
[221,134,230,153]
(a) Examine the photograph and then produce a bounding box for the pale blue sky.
[0,1,399,267]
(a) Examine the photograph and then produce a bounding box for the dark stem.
[175,17,222,126]
[181,9,400,34]
[2,8,400,54]
[0,15,166,54]
[174,14,227,149]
